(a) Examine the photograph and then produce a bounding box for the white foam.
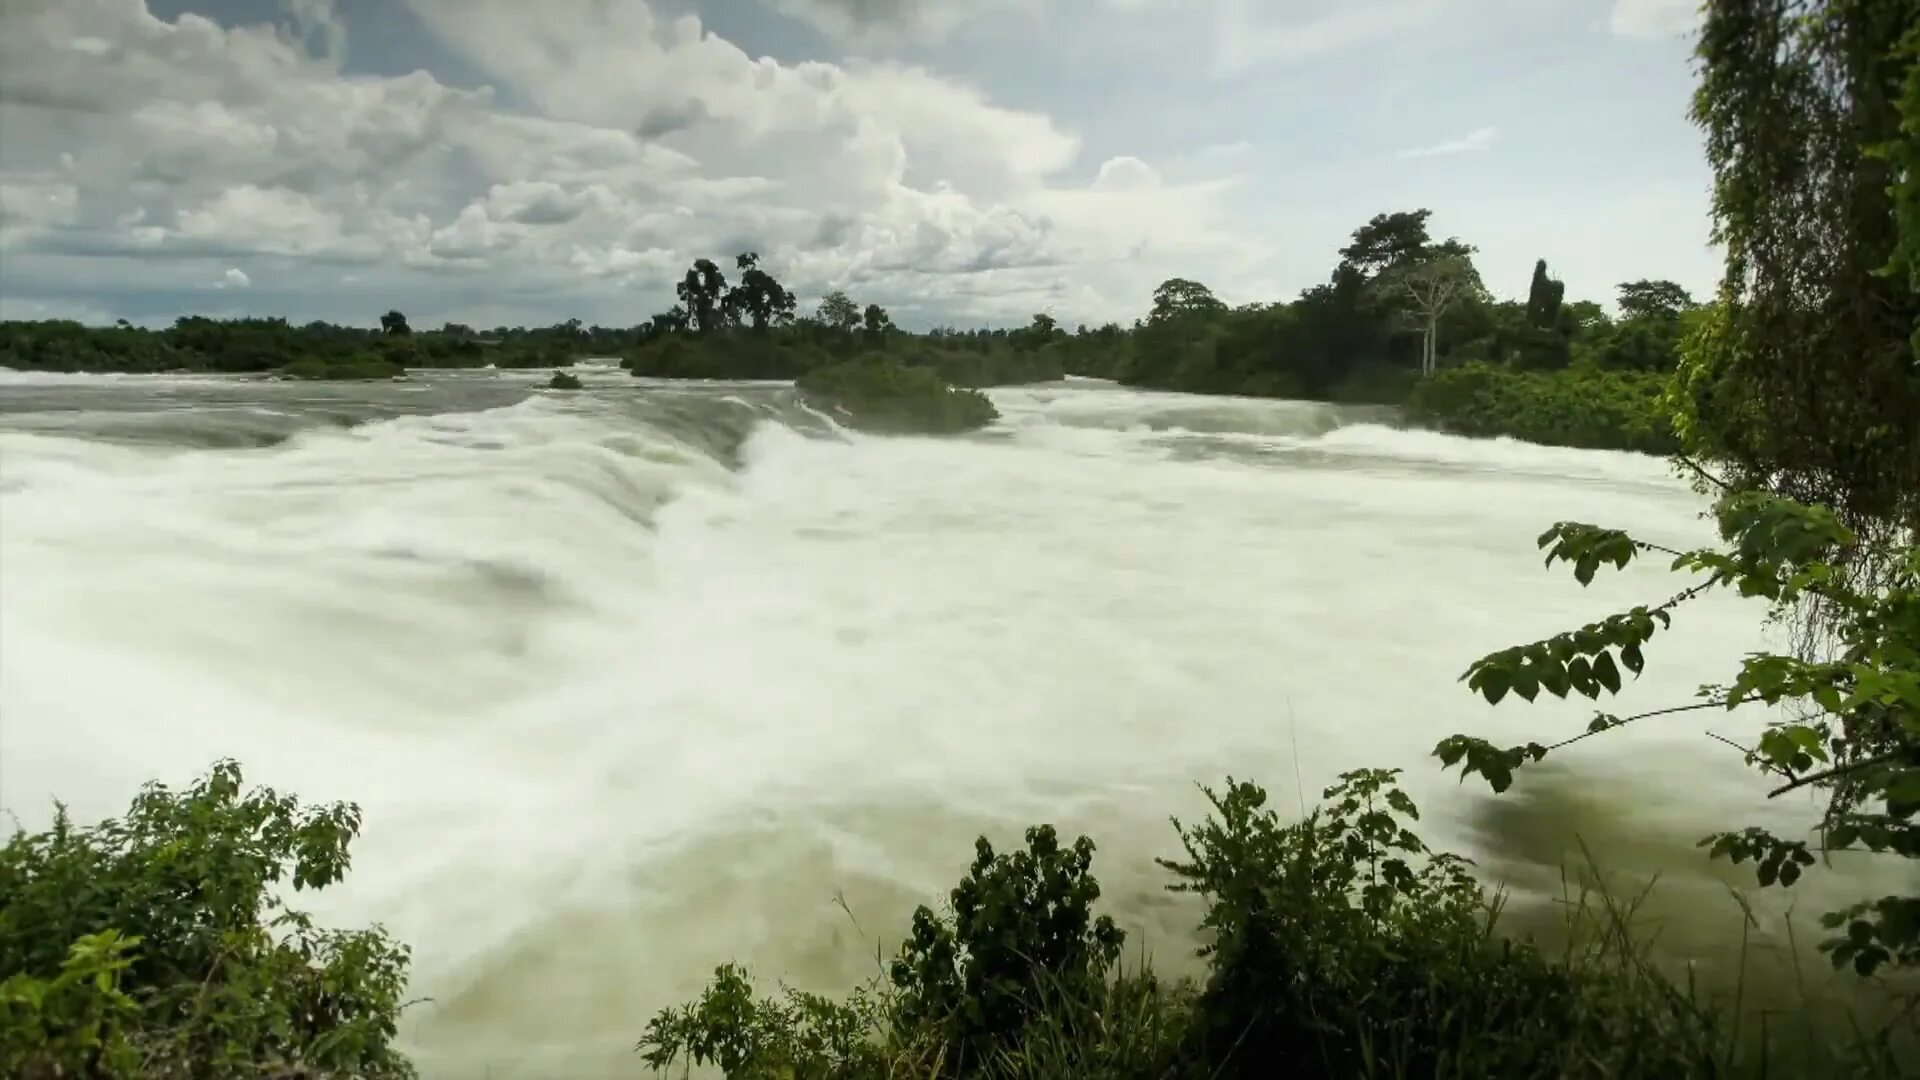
[0,378,1874,1077]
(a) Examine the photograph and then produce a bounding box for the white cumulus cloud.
[0,0,1253,328]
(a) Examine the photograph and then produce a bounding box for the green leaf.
[1812,683,1843,713]
[1513,668,1540,702]
[1568,656,1598,697]
[1593,651,1622,695]
[1478,667,1512,706]
[1539,661,1572,699]
[1620,641,1644,676]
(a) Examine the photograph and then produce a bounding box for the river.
[0,366,1899,1075]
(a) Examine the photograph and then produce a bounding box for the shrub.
[548,369,583,390]
[887,826,1125,1069]
[1405,361,1678,453]
[641,826,1137,1078]
[280,353,404,381]
[639,964,891,1079]
[0,761,414,1079]
[643,770,1808,1079]
[1162,771,1729,1077]
[797,357,998,434]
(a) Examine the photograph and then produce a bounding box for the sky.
[0,0,1712,331]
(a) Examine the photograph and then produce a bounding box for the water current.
[0,366,1899,1075]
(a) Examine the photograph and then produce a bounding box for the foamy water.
[0,371,1894,1075]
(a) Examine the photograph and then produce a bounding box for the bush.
[642,770,1809,1079]
[0,761,414,1079]
[641,827,1177,1079]
[887,826,1125,1069]
[548,369,583,390]
[1405,362,1678,453]
[280,353,405,381]
[1162,772,1729,1077]
[796,357,998,434]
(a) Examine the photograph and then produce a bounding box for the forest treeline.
[1,217,1699,448]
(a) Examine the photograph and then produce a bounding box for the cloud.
[1609,0,1700,40]
[1397,126,1499,159]
[1213,0,1442,76]
[216,267,251,289]
[760,0,1034,41]
[0,0,1256,328]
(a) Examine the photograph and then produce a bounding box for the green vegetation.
[796,357,998,434]
[0,762,412,1079]
[643,3,1920,1076]
[281,353,405,381]
[644,770,1901,1078]
[0,316,576,379]
[1672,0,1920,534]
[2,3,1916,1076]
[548,369,584,391]
[1405,363,1678,454]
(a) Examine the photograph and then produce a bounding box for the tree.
[1674,0,1920,534]
[862,303,893,337]
[1523,260,1565,330]
[1338,209,1475,279]
[1147,278,1225,324]
[378,310,410,336]
[723,253,796,331]
[817,291,860,333]
[1339,210,1435,277]
[1563,300,1611,334]
[1614,279,1694,321]
[1439,0,1920,986]
[675,259,729,334]
[1372,255,1481,377]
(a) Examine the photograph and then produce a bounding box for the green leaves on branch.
[1444,484,1920,975]
[1821,898,1920,978]
[0,761,414,1079]
[1537,521,1641,585]
[1700,827,1815,888]
[1432,737,1547,794]
[1461,606,1666,706]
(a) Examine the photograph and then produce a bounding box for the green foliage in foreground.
[281,353,406,381]
[1439,492,1920,977]
[796,357,999,435]
[0,762,413,1079]
[643,768,1899,1079]
[1404,362,1679,454]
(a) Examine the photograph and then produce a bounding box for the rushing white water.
[0,371,1898,1075]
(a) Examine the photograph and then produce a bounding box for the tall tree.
[1339,210,1435,277]
[379,310,410,336]
[1372,255,1481,377]
[1615,279,1695,320]
[817,290,860,333]
[1523,260,1565,330]
[1147,278,1225,324]
[1676,0,1920,533]
[1338,209,1475,279]
[723,253,797,331]
[675,259,728,334]
[862,304,893,336]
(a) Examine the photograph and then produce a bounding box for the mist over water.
[0,370,1899,1076]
